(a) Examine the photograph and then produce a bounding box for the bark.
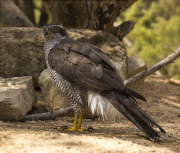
[0,0,34,27]
[124,47,180,86]
[104,1,137,33]
[14,0,35,25]
[21,107,73,121]
[112,20,137,41]
[51,0,137,34]
[39,0,52,27]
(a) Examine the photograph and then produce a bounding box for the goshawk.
[43,23,166,141]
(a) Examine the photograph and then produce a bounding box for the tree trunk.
[39,0,52,27]
[0,0,34,27]
[14,0,35,25]
[52,0,136,37]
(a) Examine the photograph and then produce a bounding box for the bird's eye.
[55,27,59,31]
[43,29,45,32]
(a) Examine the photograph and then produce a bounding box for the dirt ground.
[0,75,179,153]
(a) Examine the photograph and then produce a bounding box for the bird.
[43,23,166,141]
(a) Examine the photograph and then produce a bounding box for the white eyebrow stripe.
[52,25,64,29]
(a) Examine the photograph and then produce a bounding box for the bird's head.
[43,23,68,41]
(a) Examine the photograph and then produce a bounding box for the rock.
[38,69,96,118]
[0,28,45,87]
[127,56,147,84]
[0,76,37,121]
[0,27,127,87]
[111,60,127,81]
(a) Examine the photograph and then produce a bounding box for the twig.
[21,107,73,121]
[124,47,180,86]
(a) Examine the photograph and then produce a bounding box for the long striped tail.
[101,89,166,141]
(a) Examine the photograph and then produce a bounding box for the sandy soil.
[0,75,179,153]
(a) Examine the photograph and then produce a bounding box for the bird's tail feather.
[101,90,166,141]
[122,87,147,102]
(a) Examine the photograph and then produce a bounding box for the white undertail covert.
[88,90,122,121]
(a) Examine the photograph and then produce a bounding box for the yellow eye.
[43,29,45,32]
[55,27,59,31]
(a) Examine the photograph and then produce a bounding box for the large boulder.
[0,27,127,87]
[38,69,95,118]
[0,76,37,121]
[0,28,45,87]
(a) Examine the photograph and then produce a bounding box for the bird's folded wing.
[48,38,125,93]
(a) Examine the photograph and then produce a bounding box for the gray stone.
[111,60,127,81]
[0,28,46,87]
[0,27,127,87]
[0,76,37,121]
[38,69,96,118]
[127,56,147,84]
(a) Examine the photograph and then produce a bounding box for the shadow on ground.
[0,75,179,153]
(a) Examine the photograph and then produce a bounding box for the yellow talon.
[57,126,77,131]
[57,112,85,132]
[77,128,86,132]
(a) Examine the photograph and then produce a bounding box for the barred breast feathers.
[44,39,121,120]
[44,40,84,113]
[44,39,71,93]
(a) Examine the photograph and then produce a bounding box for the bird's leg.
[57,114,78,131]
[71,114,78,130]
[57,111,94,132]
[76,111,85,132]
[76,111,94,132]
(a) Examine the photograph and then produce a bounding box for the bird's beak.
[44,28,48,36]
